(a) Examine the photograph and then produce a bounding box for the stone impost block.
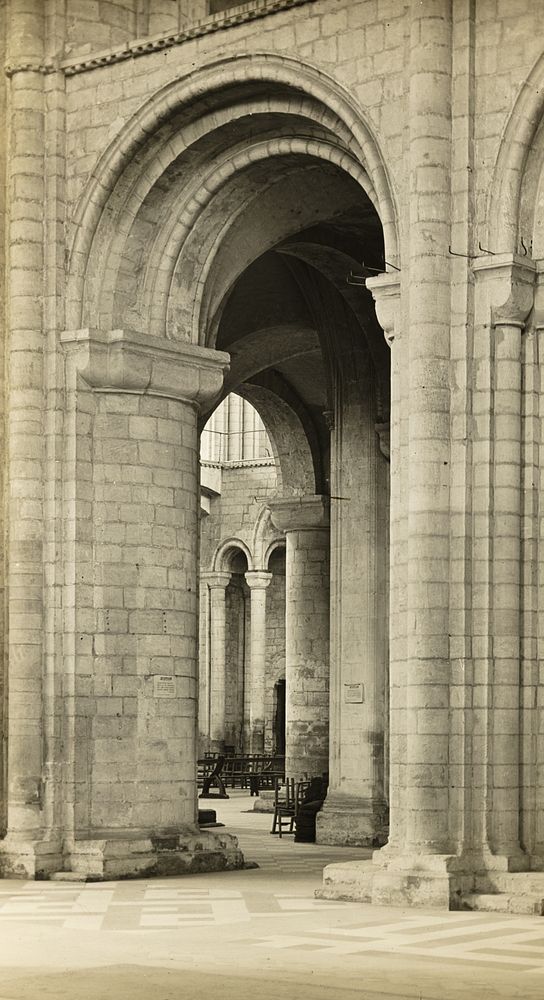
[268,494,330,534]
[200,571,232,591]
[365,272,401,347]
[244,570,272,591]
[473,254,536,330]
[60,328,229,411]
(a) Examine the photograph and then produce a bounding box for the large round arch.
[67,53,400,342]
[487,51,544,253]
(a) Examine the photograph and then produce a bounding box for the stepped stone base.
[1,830,243,882]
[0,837,63,880]
[318,860,544,915]
[461,893,544,915]
[317,859,455,909]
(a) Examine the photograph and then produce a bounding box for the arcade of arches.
[4,0,544,916]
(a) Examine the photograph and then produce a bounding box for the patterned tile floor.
[0,793,542,999]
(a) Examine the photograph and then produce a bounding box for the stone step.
[49,872,98,883]
[460,892,544,916]
[475,872,544,895]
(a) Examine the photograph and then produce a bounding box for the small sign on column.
[344,682,364,704]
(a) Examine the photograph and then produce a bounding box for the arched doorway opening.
[58,56,397,877]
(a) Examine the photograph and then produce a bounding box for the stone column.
[201,571,232,752]
[533,271,544,862]
[33,329,241,880]
[316,338,390,848]
[472,254,535,870]
[401,0,453,864]
[268,496,330,781]
[245,571,273,753]
[0,1,60,877]
[322,0,455,908]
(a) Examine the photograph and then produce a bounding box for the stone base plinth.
[317,859,456,909]
[1,829,243,882]
[318,856,544,914]
[0,836,63,879]
[63,828,244,881]
[316,796,388,848]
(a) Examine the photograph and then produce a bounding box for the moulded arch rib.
[68,52,400,333]
[211,538,254,573]
[488,50,544,252]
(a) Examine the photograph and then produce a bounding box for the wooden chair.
[271,778,312,837]
[199,754,229,799]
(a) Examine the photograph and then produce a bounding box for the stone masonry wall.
[200,459,285,752]
[224,576,247,750]
[264,555,286,752]
[73,389,200,835]
[0,0,7,834]
[64,1,209,59]
[200,462,278,572]
[58,0,544,279]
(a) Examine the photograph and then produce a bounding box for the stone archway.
[1,53,399,880]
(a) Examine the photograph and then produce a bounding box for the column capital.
[244,570,273,590]
[268,494,330,533]
[60,328,229,409]
[472,253,536,328]
[365,273,401,347]
[201,571,232,590]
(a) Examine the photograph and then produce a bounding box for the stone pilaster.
[244,571,273,753]
[268,496,330,781]
[471,254,536,871]
[319,272,398,853]
[201,571,232,752]
[533,268,544,864]
[0,0,62,877]
[317,330,390,846]
[1,328,243,880]
[321,0,455,907]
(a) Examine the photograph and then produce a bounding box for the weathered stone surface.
[4,0,544,916]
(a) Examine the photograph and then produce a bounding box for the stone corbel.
[365,273,401,347]
[60,328,229,410]
[268,494,330,534]
[472,253,536,331]
[200,571,232,591]
[244,570,273,591]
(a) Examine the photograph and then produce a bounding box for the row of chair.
[199,752,285,791]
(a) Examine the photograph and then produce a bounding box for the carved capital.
[244,570,273,591]
[365,273,401,347]
[61,329,229,409]
[200,571,232,591]
[472,253,536,329]
[268,494,330,533]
